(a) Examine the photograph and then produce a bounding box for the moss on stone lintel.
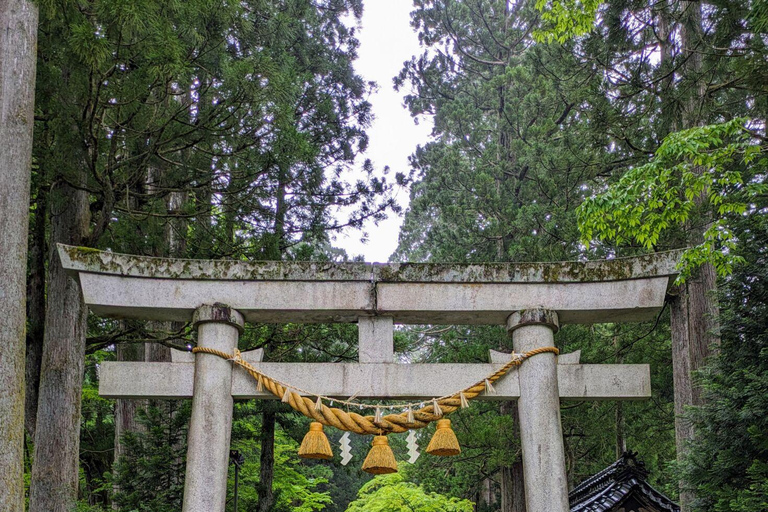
[57,244,682,283]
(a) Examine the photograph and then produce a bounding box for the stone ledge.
[99,361,651,401]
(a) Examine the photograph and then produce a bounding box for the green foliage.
[112,402,190,511]
[344,472,474,512]
[682,211,768,511]
[80,350,117,506]
[396,0,680,504]
[533,0,602,42]
[229,412,333,512]
[578,119,767,283]
[396,0,610,264]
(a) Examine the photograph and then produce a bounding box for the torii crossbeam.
[59,245,680,512]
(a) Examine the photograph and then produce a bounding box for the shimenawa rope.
[192,345,559,435]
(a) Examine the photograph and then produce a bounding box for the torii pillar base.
[183,304,244,512]
[508,309,569,512]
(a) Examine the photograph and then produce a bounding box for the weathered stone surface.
[507,308,560,333]
[59,244,682,283]
[511,318,570,512]
[78,273,374,323]
[99,361,650,400]
[192,303,244,333]
[183,312,240,512]
[358,317,394,363]
[71,268,671,325]
[61,245,678,324]
[377,278,669,324]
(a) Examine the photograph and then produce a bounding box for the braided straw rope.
[192,346,559,435]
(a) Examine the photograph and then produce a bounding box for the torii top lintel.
[58,244,681,325]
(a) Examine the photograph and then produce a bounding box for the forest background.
[0,0,767,511]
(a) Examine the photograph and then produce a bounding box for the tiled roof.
[569,452,680,512]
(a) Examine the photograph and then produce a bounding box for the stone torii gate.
[58,245,681,512]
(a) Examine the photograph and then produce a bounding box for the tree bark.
[29,180,90,512]
[25,183,47,440]
[670,3,719,510]
[0,1,38,509]
[111,339,146,508]
[257,408,277,512]
[670,265,718,508]
[499,402,525,512]
[614,331,627,459]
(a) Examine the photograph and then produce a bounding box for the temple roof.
[569,452,680,512]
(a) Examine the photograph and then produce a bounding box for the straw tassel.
[406,407,415,424]
[432,398,443,417]
[256,375,264,392]
[374,407,382,423]
[315,396,323,411]
[362,436,398,475]
[459,392,469,409]
[485,379,496,395]
[298,422,333,460]
[426,418,461,456]
[281,387,292,403]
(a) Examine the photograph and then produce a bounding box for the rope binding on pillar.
[192,345,559,474]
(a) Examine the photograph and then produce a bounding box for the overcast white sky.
[334,0,433,262]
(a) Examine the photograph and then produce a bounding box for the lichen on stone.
[57,244,682,283]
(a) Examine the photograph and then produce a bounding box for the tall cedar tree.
[0,0,38,509]
[682,212,768,511]
[30,0,394,510]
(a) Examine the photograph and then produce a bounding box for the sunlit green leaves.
[533,0,602,42]
[578,119,767,282]
[345,472,474,512]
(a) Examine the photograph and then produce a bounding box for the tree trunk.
[499,402,525,512]
[112,339,146,508]
[0,1,38,509]
[25,183,47,440]
[257,408,277,512]
[670,265,718,508]
[614,331,627,459]
[29,180,90,512]
[670,3,718,510]
[476,477,495,510]
[255,168,289,512]
[112,171,182,504]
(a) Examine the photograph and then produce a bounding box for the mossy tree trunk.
[29,179,90,512]
[0,1,38,509]
[25,180,47,441]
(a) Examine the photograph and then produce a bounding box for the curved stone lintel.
[58,244,682,284]
[59,244,678,325]
[507,309,560,334]
[193,304,244,333]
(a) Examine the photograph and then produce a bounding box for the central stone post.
[183,304,244,512]
[507,309,569,512]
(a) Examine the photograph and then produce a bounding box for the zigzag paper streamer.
[339,432,352,466]
[407,430,420,464]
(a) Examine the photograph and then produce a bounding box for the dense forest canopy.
[0,0,766,511]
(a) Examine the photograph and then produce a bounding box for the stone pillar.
[507,309,569,512]
[183,304,244,512]
[358,316,394,363]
